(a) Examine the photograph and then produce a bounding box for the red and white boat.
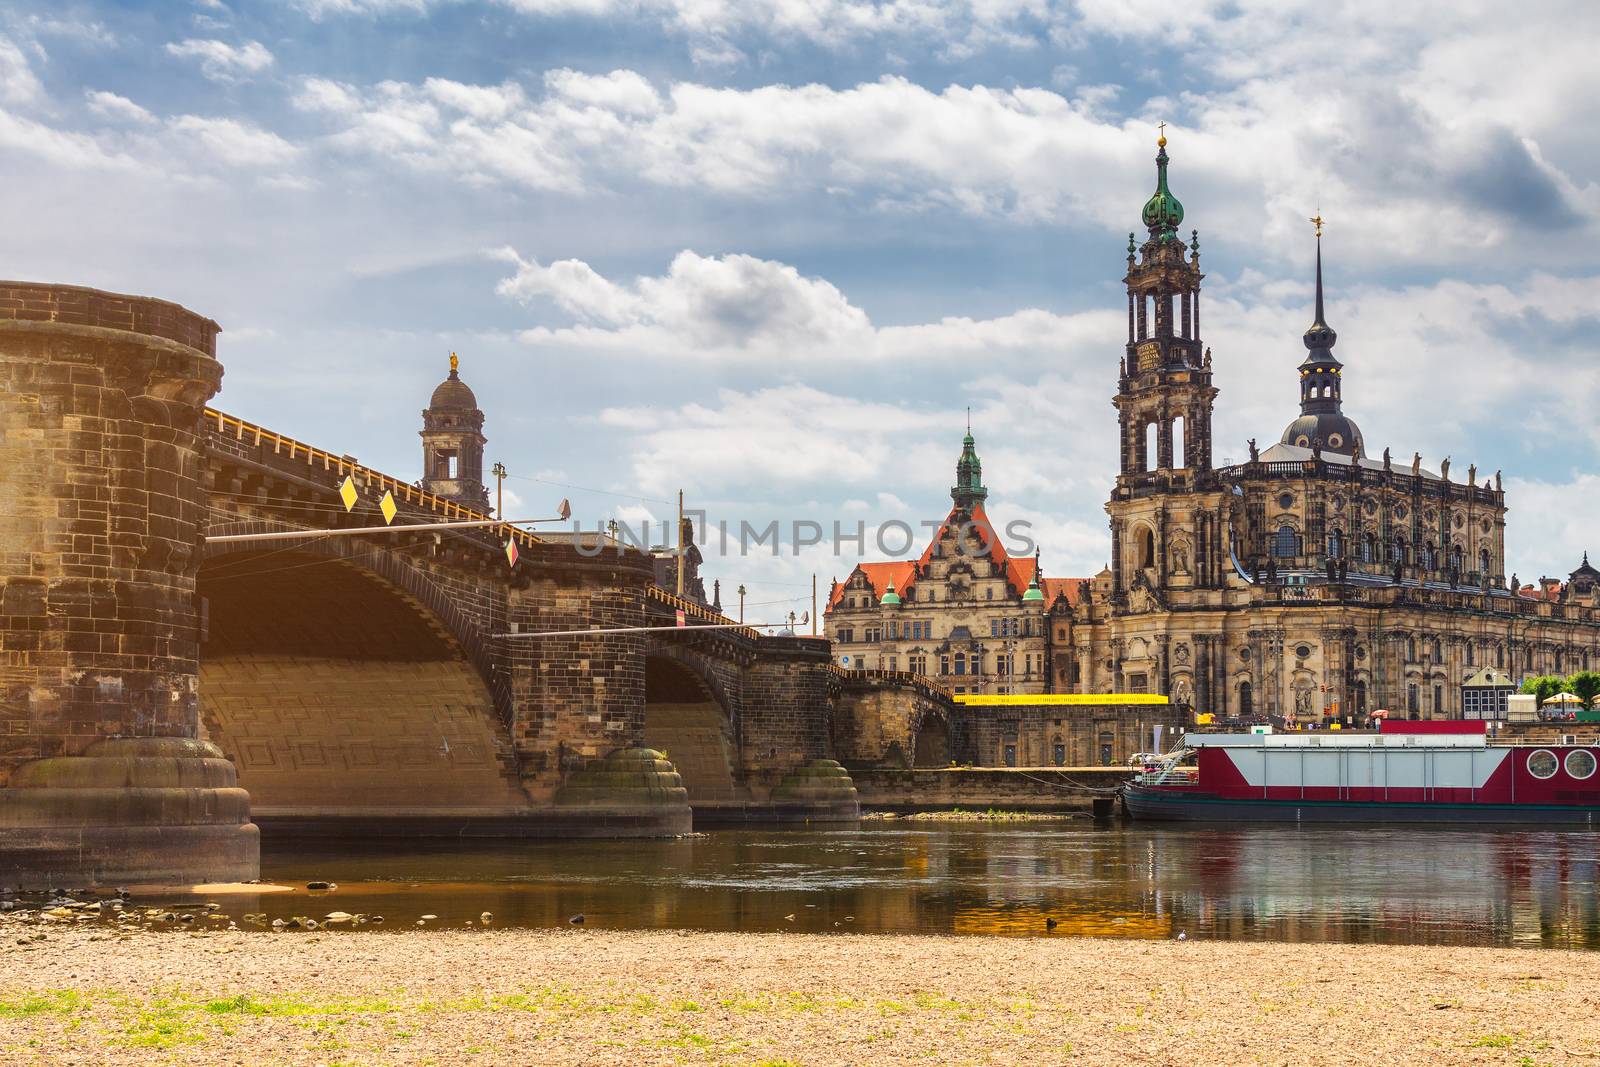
[1123,721,1600,823]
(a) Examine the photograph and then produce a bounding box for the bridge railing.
[827,664,954,701]
[204,408,542,548]
[644,587,762,640]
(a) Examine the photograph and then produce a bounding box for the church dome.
[1280,412,1365,458]
[429,354,479,411]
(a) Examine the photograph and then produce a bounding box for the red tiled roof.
[826,501,1091,612]
[828,559,917,610]
[1041,576,1089,608]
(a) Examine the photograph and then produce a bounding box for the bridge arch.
[197,534,525,814]
[641,651,738,801]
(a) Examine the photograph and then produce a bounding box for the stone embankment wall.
[851,767,1132,812]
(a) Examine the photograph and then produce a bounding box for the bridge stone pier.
[0,283,258,890]
[0,279,957,887]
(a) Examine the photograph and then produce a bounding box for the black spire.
[1298,219,1343,415]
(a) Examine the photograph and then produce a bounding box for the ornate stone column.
[0,283,258,888]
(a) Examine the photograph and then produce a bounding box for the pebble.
[480,912,493,924]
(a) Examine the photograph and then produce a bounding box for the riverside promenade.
[2,926,1594,1065]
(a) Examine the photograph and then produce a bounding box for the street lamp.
[737,584,747,623]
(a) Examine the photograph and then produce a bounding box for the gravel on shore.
[1,926,1594,1066]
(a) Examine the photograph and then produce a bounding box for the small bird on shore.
[569,913,585,925]
[1045,917,1058,930]
[1177,931,1187,941]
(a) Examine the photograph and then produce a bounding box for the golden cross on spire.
[1157,120,1167,147]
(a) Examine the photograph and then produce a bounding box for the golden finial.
[1157,120,1167,147]
[1310,207,1324,238]
[449,350,459,374]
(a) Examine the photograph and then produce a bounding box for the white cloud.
[0,36,42,104]
[170,115,299,166]
[494,245,1119,365]
[165,38,274,82]
[85,90,155,124]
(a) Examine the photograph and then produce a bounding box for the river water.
[212,822,1600,950]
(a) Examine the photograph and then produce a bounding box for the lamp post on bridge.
[491,462,507,520]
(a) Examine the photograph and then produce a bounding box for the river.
[202,821,1600,949]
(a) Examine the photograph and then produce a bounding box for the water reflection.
[217,825,1600,949]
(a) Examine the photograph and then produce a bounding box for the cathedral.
[829,135,1600,723]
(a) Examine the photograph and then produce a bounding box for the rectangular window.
[940,655,950,675]
[1127,672,1148,693]
[1004,744,1017,767]
[1408,684,1419,713]
[1434,684,1443,714]
[887,656,897,671]
[991,619,999,637]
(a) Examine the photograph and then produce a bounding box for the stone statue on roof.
[1412,452,1422,477]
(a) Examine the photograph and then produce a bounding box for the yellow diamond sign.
[379,490,398,525]
[338,475,358,512]
[505,537,519,568]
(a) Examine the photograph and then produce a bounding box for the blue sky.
[4,0,1598,614]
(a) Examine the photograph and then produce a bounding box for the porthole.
[1294,435,1310,447]
[1328,433,1344,448]
[1295,644,1312,659]
[1527,749,1559,780]
[1566,750,1597,780]
[1278,492,1295,509]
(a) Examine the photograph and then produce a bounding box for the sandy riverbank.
[1,926,1594,1065]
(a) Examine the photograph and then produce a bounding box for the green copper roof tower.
[880,579,902,606]
[951,420,988,510]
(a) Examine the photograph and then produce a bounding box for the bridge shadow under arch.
[197,547,525,815]
[642,653,738,802]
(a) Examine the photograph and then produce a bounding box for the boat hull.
[1122,784,1600,825]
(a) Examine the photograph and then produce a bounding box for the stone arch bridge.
[0,282,951,885]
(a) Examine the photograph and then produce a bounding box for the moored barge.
[1124,721,1600,823]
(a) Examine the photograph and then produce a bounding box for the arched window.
[1361,533,1375,564]
[1407,636,1417,661]
[1172,415,1186,469]
[1390,537,1406,565]
[1496,643,1505,669]
[1328,529,1344,558]
[954,652,967,676]
[1145,422,1158,471]
[1420,542,1436,570]
[1479,548,1490,575]
[1450,545,1464,573]
[1238,681,1253,716]
[1466,642,1475,667]
[1139,527,1155,569]
[1431,637,1442,661]
[1273,525,1299,558]
[1554,649,1563,673]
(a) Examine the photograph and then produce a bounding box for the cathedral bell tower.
[1113,133,1216,482]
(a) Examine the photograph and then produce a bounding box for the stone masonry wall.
[0,293,222,785]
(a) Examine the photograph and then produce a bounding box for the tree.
[1568,671,1600,710]
[1521,675,1572,707]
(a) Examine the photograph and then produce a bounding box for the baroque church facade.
[829,137,1600,723]
[1064,136,1600,721]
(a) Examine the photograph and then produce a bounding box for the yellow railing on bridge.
[204,407,542,548]
[645,587,761,640]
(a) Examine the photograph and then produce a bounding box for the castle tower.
[1114,133,1216,480]
[1279,220,1365,457]
[420,352,490,509]
[951,424,989,512]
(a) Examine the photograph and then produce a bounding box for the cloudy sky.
[4,0,1597,616]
